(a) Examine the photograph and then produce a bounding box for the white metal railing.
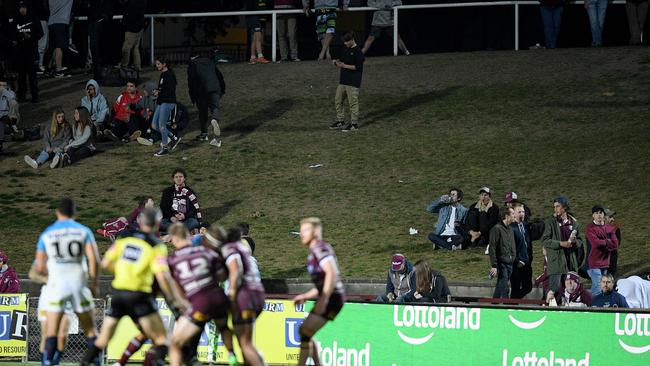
[81,1,629,64]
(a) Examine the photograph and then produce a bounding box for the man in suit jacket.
[510,202,533,299]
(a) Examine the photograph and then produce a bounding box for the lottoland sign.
[314,303,650,366]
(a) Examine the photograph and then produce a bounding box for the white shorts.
[40,282,94,314]
[38,285,75,321]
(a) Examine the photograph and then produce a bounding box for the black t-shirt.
[339,45,364,88]
[157,69,177,104]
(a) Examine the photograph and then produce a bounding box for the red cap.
[391,254,405,271]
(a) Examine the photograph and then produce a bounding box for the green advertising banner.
[313,303,650,366]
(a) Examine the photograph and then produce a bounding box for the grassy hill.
[1,47,649,282]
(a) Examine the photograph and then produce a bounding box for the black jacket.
[403,271,451,303]
[467,201,499,241]
[124,0,146,33]
[157,69,177,104]
[13,12,43,50]
[187,56,226,103]
[160,184,202,223]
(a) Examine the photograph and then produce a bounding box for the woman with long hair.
[24,107,71,169]
[150,57,180,157]
[409,260,451,303]
[60,106,95,167]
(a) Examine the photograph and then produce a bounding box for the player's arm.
[226,255,242,300]
[28,262,48,284]
[85,230,101,295]
[101,243,119,273]
[293,288,319,305]
[312,259,337,313]
[35,235,48,276]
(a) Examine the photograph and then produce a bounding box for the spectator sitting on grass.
[546,271,591,307]
[59,106,95,167]
[592,273,629,308]
[160,168,203,233]
[24,107,71,169]
[105,79,144,143]
[403,260,451,303]
[467,186,499,248]
[140,81,156,131]
[585,205,619,296]
[0,78,20,151]
[375,253,414,303]
[80,79,108,137]
[0,251,20,293]
[426,188,468,250]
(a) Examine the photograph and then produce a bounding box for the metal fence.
[27,297,107,363]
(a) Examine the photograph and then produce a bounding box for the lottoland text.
[502,349,590,366]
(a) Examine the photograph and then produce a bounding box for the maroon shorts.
[312,293,345,321]
[233,287,265,324]
[186,288,229,327]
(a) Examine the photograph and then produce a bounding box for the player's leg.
[138,312,169,364]
[169,316,203,366]
[43,310,64,365]
[51,314,70,365]
[117,333,148,366]
[80,316,119,366]
[234,320,265,366]
[297,313,328,366]
[215,318,235,356]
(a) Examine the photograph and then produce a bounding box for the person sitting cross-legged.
[105,79,144,143]
[426,187,468,250]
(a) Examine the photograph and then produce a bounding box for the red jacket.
[0,267,20,293]
[112,90,143,122]
[586,222,619,269]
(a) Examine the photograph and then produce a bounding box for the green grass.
[1,47,649,281]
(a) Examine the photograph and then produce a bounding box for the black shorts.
[369,26,391,38]
[48,23,70,50]
[108,290,158,320]
[246,16,265,32]
[312,293,345,321]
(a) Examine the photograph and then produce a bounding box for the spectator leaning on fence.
[585,205,618,296]
[488,206,516,299]
[539,0,564,49]
[427,188,468,250]
[626,0,649,45]
[362,0,410,55]
[0,251,20,293]
[119,0,146,71]
[592,273,629,308]
[303,0,350,61]
[24,107,71,169]
[275,0,300,62]
[376,254,415,303]
[541,196,584,294]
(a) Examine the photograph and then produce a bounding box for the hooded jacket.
[113,90,143,122]
[384,260,415,297]
[81,79,109,124]
[0,266,20,293]
[137,81,157,120]
[542,215,584,276]
[187,56,225,104]
[42,121,72,152]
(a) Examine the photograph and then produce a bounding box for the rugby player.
[34,198,100,366]
[81,208,183,366]
[293,217,346,366]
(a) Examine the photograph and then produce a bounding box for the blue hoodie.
[81,79,109,125]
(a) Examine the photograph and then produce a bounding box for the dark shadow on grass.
[267,266,306,279]
[223,98,294,140]
[202,199,243,223]
[363,87,460,127]
[550,100,650,108]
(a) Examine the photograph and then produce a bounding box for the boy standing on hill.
[330,32,364,132]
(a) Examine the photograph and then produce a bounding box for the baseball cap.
[604,207,616,217]
[591,205,605,214]
[0,251,8,263]
[554,196,570,206]
[391,254,405,271]
[565,271,581,284]
[479,187,491,195]
[504,191,518,203]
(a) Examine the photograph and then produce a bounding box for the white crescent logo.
[508,315,547,330]
[396,330,434,345]
[618,339,650,354]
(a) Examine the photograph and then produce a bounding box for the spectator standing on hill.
[426,188,468,251]
[488,206,516,299]
[585,0,607,47]
[106,79,144,143]
[604,207,621,276]
[187,52,225,143]
[59,106,95,167]
[12,1,43,103]
[539,0,564,49]
[24,107,71,169]
[118,0,146,71]
[510,203,533,299]
[245,0,271,64]
[362,0,410,55]
[504,191,532,221]
[35,0,49,75]
[160,169,203,232]
[585,205,618,296]
[275,0,300,62]
[0,252,20,293]
[467,187,499,248]
[376,254,415,303]
[47,0,73,78]
[592,273,629,307]
[626,0,648,45]
[151,58,181,157]
[87,0,114,82]
[329,32,364,132]
[403,260,451,303]
[546,271,591,307]
[303,0,350,60]
[81,79,109,137]
[541,196,585,294]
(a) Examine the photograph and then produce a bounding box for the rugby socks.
[43,336,57,365]
[144,345,169,366]
[81,337,101,366]
[52,349,63,365]
[118,337,144,365]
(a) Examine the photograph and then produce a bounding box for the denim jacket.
[426,199,468,235]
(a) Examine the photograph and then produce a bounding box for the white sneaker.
[210,138,222,148]
[137,137,153,146]
[451,244,462,251]
[24,155,38,169]
[50,153,60,169]
[211,119,221,137]
[484,245,490,255]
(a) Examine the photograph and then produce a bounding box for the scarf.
[475,199,493,213]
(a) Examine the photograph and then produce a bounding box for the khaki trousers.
[120,30,143,70]
[334,84,359,124]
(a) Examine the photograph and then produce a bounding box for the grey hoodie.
[65,123,95,151]
[137,81,157,120]
[43,122,72,152]
[368,0,401,27]
[80,79,109,125]
[302,0,349,10]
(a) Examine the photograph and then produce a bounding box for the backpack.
[101,67,141,87]
[119,66,141,85]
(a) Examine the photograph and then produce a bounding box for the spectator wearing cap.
[585,205,619,296]
[510,202,533,299]
[488,206,517,299]
[592,273,629,308]
[426,188,468,250]
[376,254,415,303]
[604,207,621,276]
[0,252,20,293]
[467,187,499,248]
[546,271,592,307]
[503,191,532,222]
[541,196,585,294]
